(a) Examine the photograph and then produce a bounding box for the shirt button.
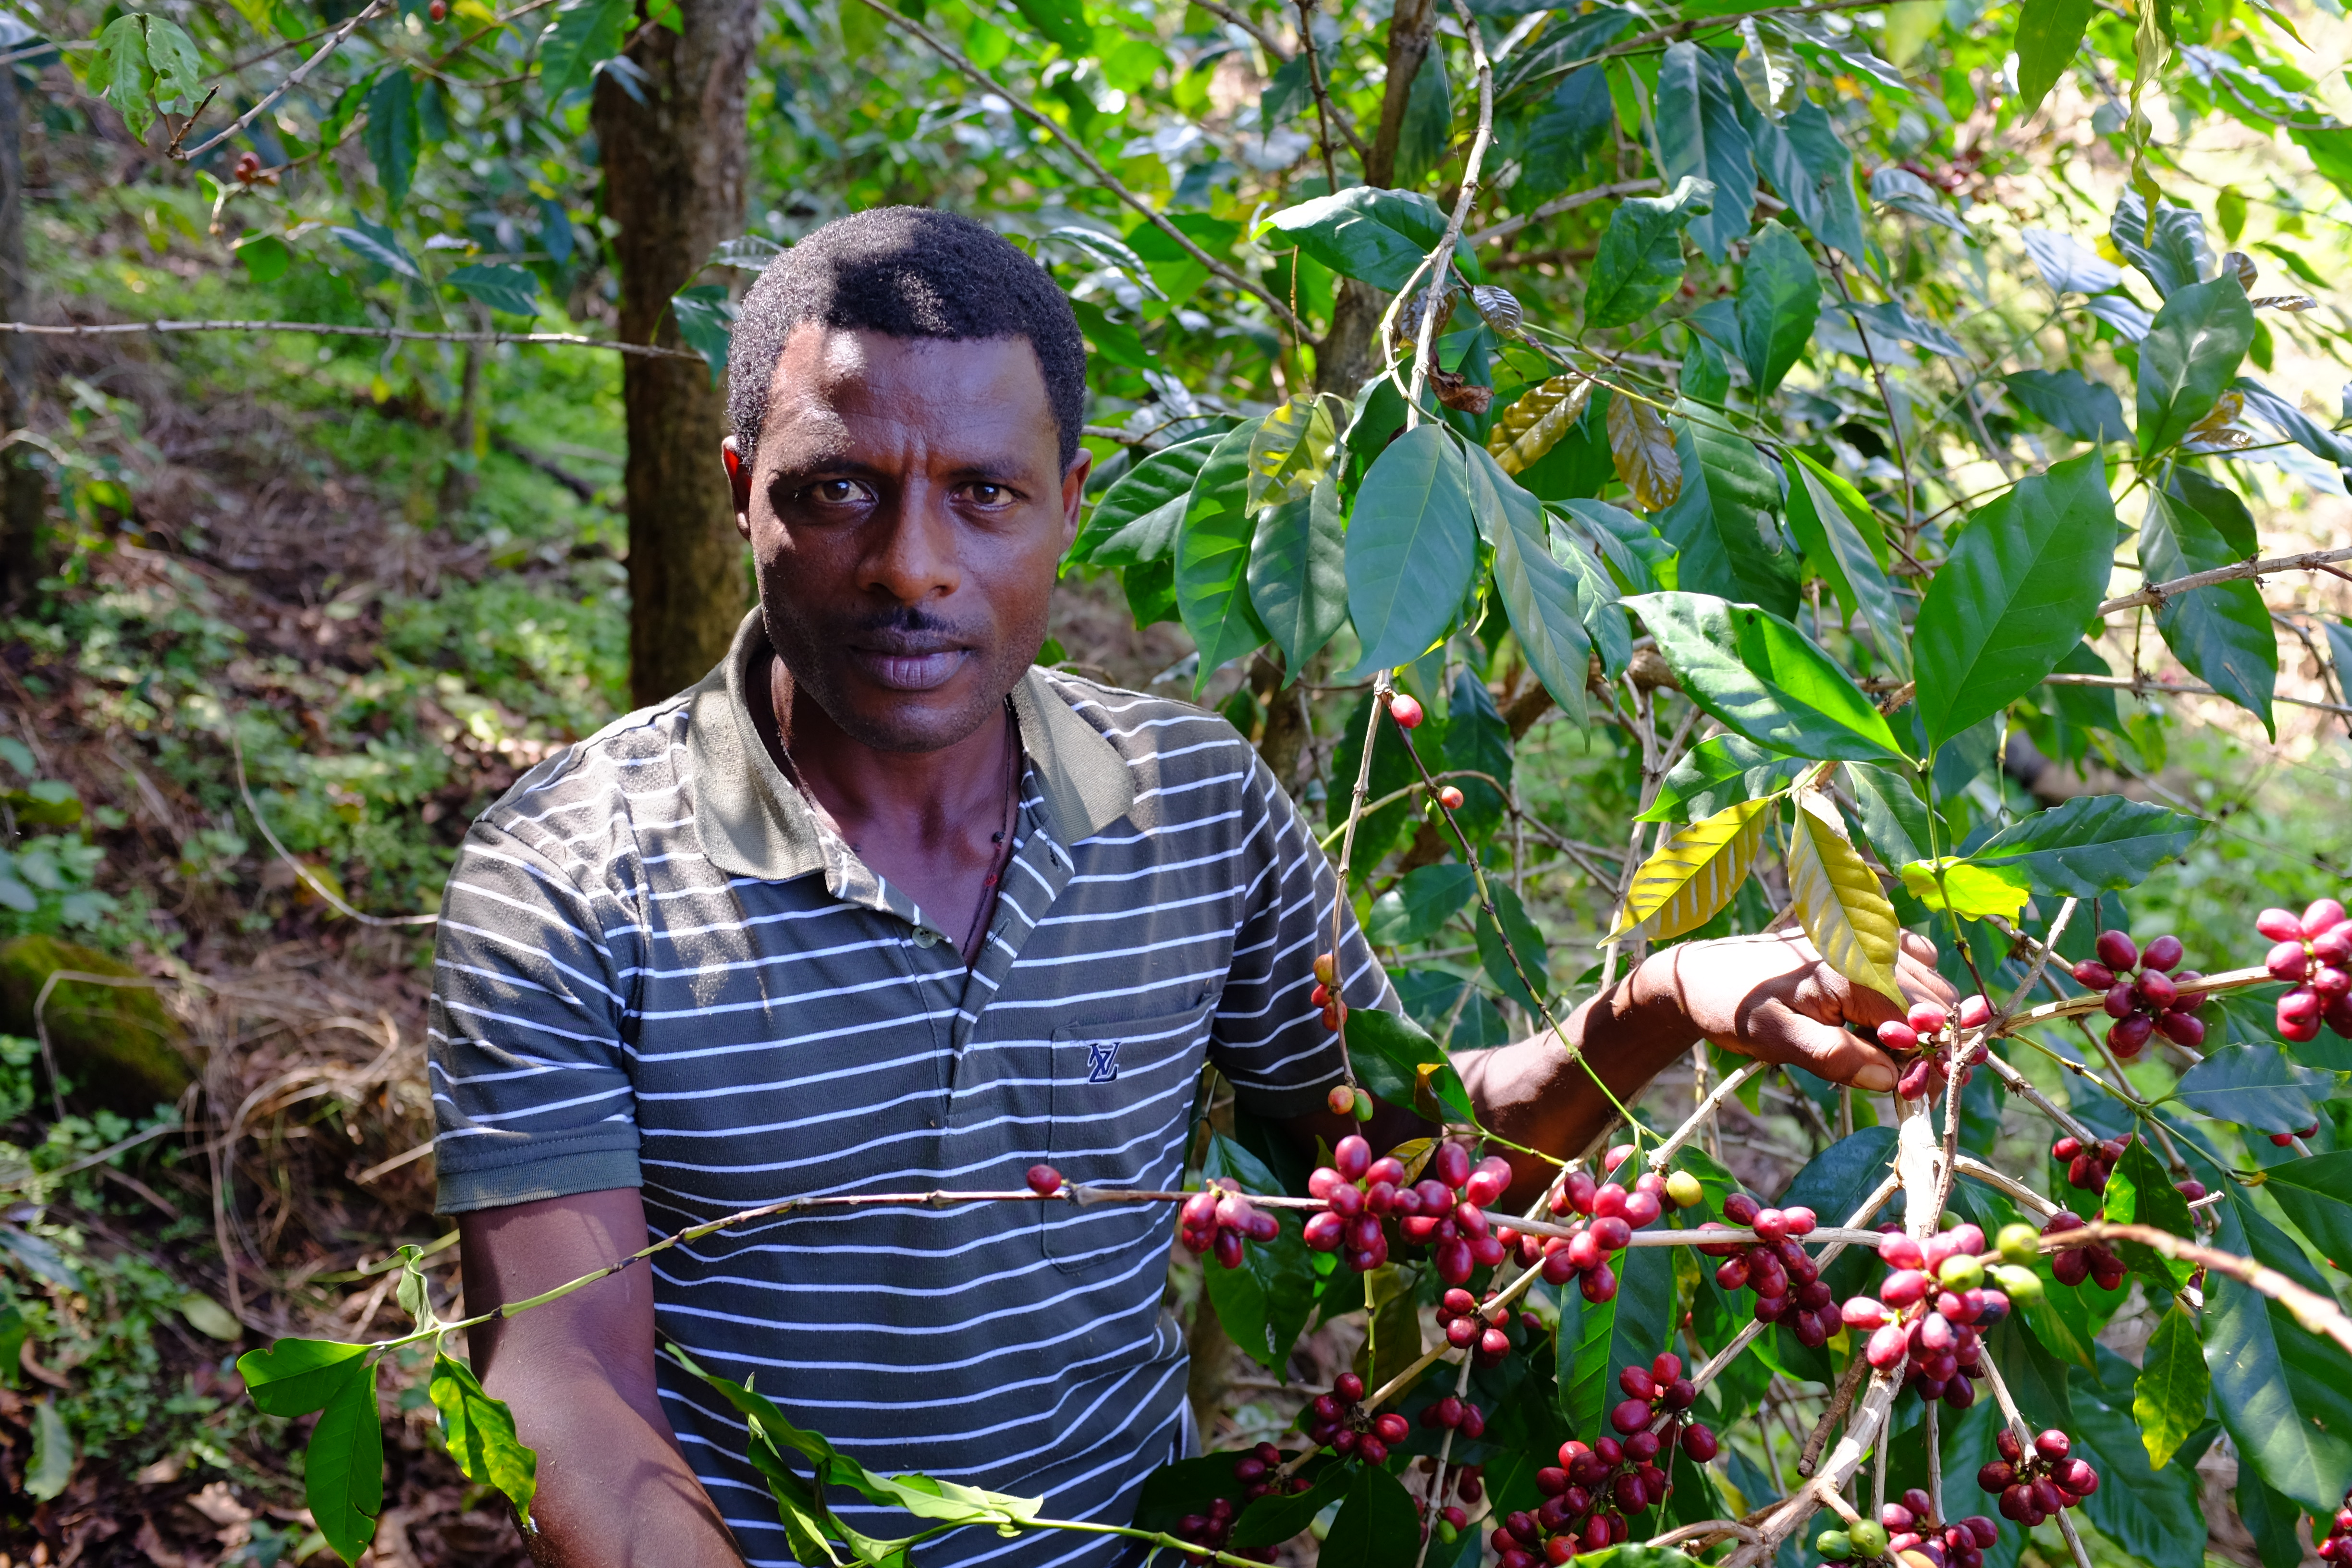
[912,929,940,948]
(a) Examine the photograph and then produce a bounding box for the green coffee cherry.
[1848,1520,1890,1556]
[1938,1253,1985,1290]
[1997,1222,2042,1265]
[1436,1521,1458,1545]
[1351,1087,1375,1121]
[1666,1170,1705,1209]
[1992,1263,2045,1302]
[1815,1527,1855,1560]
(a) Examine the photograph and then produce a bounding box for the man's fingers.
[1748,1008,1899,1093]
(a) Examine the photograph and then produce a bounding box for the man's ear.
[1058,448,1093,554]
[722,437,752,540]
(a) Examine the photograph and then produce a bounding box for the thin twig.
[178,0,394,161]
[1402,1,1496,420]
[2097,544,2352,615]
[1466,179,1660,248]
[231,733,439,928]
[2041,670,2352,719]
[2041,1221,2352,1356]
[0,318,701,360]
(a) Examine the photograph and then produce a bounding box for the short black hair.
[727,207,1088,471]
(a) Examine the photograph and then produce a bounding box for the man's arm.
[460,1189,743,1568]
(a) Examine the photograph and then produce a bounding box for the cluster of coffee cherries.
[1818,1491,1998,1568]
[2073,929,2206,1058]
[1490,1354,1718,1563]
[1416,1455,1487,1547]
[2263,898,2352,1041]
[1303,1372,1412,1465]
[2040,1208,2126,1290]
[1176,1178,1280,1270]
[1533,1148,1690,1305]
[1166,1445,1308,1563]
[1847,1225,2037,1409]
[2048,1131,2131,1193]
[1692,1195,1841,1347]
[2315,1487,2352,1561]
[1978,1426,2101,1526]
[1414,1388,1492,1443]
[1875,995,1992,1100]
[1433,1286,1541,1366]
[1301,1136,1515,1282]
[1308,952,1358,1046]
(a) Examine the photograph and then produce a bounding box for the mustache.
[840,607,981,649]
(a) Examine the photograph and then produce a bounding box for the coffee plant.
[35,0,2352,1561]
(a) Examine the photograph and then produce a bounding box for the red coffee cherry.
[1388,693,1424,729]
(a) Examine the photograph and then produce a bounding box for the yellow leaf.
[1786,791,1905,1003]
[1899,858,2032,920]
[1247,392,1343,508]
[1487,372,1592,476]
[1608,796,1776,942]
[1607,392,1681,512]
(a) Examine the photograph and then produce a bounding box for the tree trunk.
[593,1,760,710]
[0,58,45,604]
[1310,0,1436,397]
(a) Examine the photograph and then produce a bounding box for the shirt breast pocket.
[1044,1003,1211,1273]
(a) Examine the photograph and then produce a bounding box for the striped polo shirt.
[429,610,1389,1567]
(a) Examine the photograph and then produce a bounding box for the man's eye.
[967,484,1011,505]
[811,479,867,504]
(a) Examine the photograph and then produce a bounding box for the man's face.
[725,327,1087,754]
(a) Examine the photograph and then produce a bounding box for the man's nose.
[861,482,960,603]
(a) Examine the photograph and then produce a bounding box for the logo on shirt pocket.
[1085,1040,1121,1083]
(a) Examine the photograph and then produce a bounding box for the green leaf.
[332,220,421,281]
[1559,1238,1674,1434]
[25,1396,71,1501]
[1440,668,1513,844]
[447,263,542,318]
[2015,0,2095,114]
[1470,446,1591,724]
[1008,0,1090,52]
[2172,1042,2318,1132]
[2101,1136,2194,1293]
[2143,483,2277,736]
[1844,761,1931,867]
[1176,419,1271,685]
[1549,523,1633,677]
[144,18,204,106]
[2264,1152,2352,1274]
[430,1355,538,1531]
[1348,1005,1475,1122]
[2069,1348,2206,1568]
[1783,452,1904,676]
[1751,100,1866,262]
[1899,858,2032,920]
[1911,450,2117,750]
[0,1301,24,1386]
[306,1358,386,1564]
[1394,43,1452,188]
[1201,1136,1322,1372]
[1520,67,1613,197]
[670,284,735,384]
[1074,433,1223,565]
[238,1337,375,1418]
[2133,1304,2210,1470]
[1247,475,1348,672]
[1736,220,1819,397]
[1583,176,1714,330]
[1320,1462,1421,1567]
[1342,425,1478,675]
[1654,410,1801,617]
[2205,1195,2352,1510]
[1229,1460,1349,1549]
[2137,275,2255,454]
[1655,44,1754,262]
[92,16,153,141]
[1638,735,1810,822]
[0,1225,80,1288]
[538,0,634,104]
[1988,1314,2075,1432]
[1624,591,1905,762]
[2111,191,2215,301]
[2165,465,2260,557]
[1476,881,1549,1010]
[1967,795,2203,894]
[2004,368,2130,444]
[1247,393,1342,508]
[361,70,419,211]
[1367,863,1479,945]
[235,231,292,285]
[1264,188,1477,294]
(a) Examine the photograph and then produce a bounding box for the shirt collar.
[686,609,1136,883]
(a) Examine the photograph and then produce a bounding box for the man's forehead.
[762,325,1051,446]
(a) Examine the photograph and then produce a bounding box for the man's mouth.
[847,642,970,692]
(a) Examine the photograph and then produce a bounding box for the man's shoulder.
[1033,668,1251,762]
[467,690,697,854]
[1030,668,1280,831]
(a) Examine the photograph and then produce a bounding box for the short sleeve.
[429,819,643,1213]
[1206,756,1399,1118]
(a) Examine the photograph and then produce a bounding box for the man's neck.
[757,649,1015,858]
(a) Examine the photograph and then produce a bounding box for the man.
[432,207,1948,1568]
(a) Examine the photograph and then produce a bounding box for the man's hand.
[1642,929,1957,1094]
